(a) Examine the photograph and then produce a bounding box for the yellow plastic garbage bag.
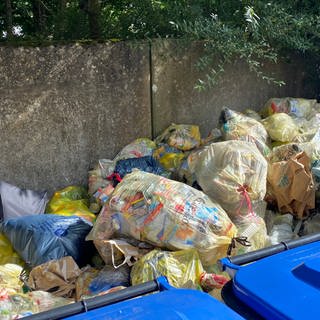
[0,233,23,266]
[262,113,299,142]
[131,249,203,289]
[0,263,24,294]
[46,186,96,223]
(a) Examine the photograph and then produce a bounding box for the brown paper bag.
[267,152,315,218]
[27,256,81,298]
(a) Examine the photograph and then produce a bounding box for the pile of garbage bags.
[1,97,320,318]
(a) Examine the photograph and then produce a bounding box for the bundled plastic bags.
[131,249,203,289]
[90,171,237,266]
[262,113,299,142]
[0,264,23,294]
[155,124,201,151]
[267,152,315,218]
[0,215,93,267]
[0,181,48,221]
[189,141,267,218]
[46,186,96,223]
[220,107,270,156]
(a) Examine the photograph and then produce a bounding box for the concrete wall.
[0,43,151,192]
[0,41,315,193]
[152,41,313,137]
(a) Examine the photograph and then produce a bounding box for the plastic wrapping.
[243,109,261,121]
[27,256,82,298]
[0,233,24,266]
[0,180,48,221]
[46,186,96,223]
[0,214,93,268]
[189,140,267,218]
[131,249,203,289]
[269,214,294,245]
[220,107,270,156]
[155,124,201,151]
[88,265,130,295]
[262,113,299,142]
[90,171,237,266]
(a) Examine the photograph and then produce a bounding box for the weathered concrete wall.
[0,40,316,193]
[152,41,314,137]
[0,43,151,193]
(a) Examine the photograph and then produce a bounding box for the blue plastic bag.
[0,214,93,267]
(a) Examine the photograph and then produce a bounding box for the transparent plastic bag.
[90,171,237,266]
[260,97,316,119]
[155,124,201,151]
[88,265,130,295]
[0,264,23,294]
[131,249,203,289]
[269,214,294,245]
[189,140,267,218]
[114,138,156,162]
[232,215,268,255]
[220,107,269,156]
[46,186,96,223]
[88,159,114,195]
[262,113,299,142]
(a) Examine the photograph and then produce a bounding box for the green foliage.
[1,1,319,89]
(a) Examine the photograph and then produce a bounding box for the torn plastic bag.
[131,249,203,289]
[267,152,315,218]
[155,124,201,151]
[0,181,48,221]
[90,171,237,266]
[188,140,267,218]
[262,113,299,142]
[26,256,82,298]
[219,107,270,156]
[0,214,93,268]
[46,186,96,223]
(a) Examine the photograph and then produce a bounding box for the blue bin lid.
[232,240,320,319]
[65,280,243,320]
